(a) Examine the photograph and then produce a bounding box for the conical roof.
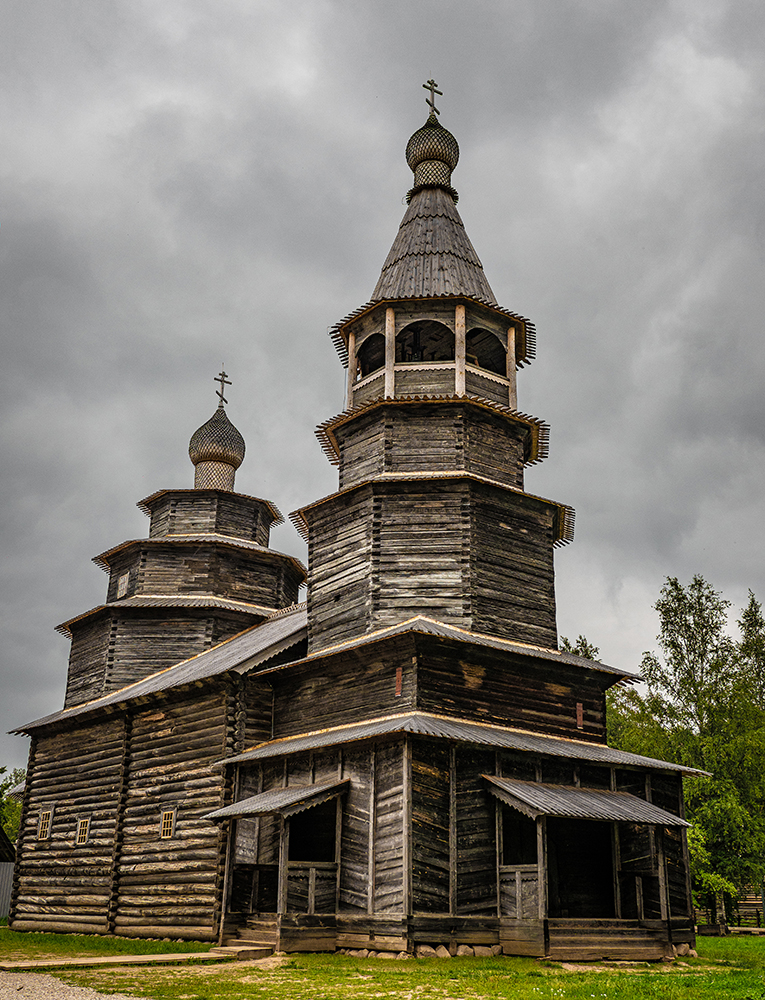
[371,186,496,303]
[370,109,496,304]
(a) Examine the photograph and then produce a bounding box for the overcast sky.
[2,0,764,769]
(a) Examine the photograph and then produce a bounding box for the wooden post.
[657,827,669,923]
[455,304,466,396]
[347,329,357,408]
[403,738,412,918]
[537,816,547,920]
[449,746,457,916]
[611,823,622,918]
[506,327,518,409]
[368,747,376,914]
[277,816,289,916]
[385,307,396,398]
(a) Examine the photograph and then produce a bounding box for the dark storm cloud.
[1,0,763,767]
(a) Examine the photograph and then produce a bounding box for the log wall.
[113,688,230,940]
[66,610,262,707]
[10,718,125,934]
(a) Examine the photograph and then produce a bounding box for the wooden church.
[9,87,701,960]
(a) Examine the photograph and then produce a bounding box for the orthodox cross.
[215,367,231,406]
[423,78,442,115]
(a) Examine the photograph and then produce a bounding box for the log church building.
[8,86,701,960]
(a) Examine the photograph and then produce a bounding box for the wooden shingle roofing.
[371,187,495,303]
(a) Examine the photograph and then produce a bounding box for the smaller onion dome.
[405,111,460,204]
[406,111,460,173]
[189,401,245,491]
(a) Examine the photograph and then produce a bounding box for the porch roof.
[204,777,350,821]
[483,775,690,827]
[222,711,709,776]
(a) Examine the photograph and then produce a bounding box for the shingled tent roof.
[370,186,496,303]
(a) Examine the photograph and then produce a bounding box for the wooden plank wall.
[272,638,416,738]
[336,413,386,490]
[455,747,497,915]
[373,743,405,914]
[338,749,372,913]
[470,484,558,648]
[147,492,274,546]
[372,481,470,628]
[416,640,608,743]
[10,718,125,934]
[306,488,373,653]
[336,404,527,492]
[465,369,508,407]
[411,741,450,913]
[135,545,298,608]
[64,617,114,708]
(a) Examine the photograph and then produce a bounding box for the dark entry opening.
[547,818,615,918]
[288,799,336,862]
[502,806,537,865]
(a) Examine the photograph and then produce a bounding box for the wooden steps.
[221,915,278,954]
[547,920,667,961]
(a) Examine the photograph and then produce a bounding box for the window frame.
[75,815,91,846]
[159,808,177,840]
[37,805,55,841]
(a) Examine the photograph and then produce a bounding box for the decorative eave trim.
[137,489,284,527]
[314,394,550,469]
[328,295,537,369]
[91,534,307,578]
[55,595,276,638]
[290,472,574,547]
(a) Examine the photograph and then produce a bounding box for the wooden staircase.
[213,915,278,960]
[547,919,668,961]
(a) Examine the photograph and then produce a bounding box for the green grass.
[0,926,213,961]
[26,938,765,1000]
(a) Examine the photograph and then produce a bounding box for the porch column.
[347,330,357,408]
[507,326,518,409]
[455,304,466,396]
[537,816,548,920]
[384,307,396,398]
[277,816,289,916]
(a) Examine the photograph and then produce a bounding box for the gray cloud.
[2,0,764,767]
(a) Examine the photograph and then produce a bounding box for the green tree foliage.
[607,575,765,911]
[559,635,600,660]
[0,766,26,843]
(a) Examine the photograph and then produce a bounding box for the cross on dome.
[422,78,442,116]
[215,367,231,407]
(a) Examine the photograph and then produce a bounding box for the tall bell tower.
[293,87,574,655]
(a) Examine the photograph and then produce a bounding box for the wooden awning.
[204,778,350,822]
[483,775,689,827]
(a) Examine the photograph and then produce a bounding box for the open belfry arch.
[9,86,700,960]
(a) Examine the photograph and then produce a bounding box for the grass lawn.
[0,925,213,962]
[8,936,763,1000]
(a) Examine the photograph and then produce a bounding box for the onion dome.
[405,111,460,203]
[189,401,245,492]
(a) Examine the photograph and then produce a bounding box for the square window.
[160,809,176,839]
[38,809,52,840]
[116,572,130,599]
[76,817,90,845]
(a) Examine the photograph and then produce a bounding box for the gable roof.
[258,614,632,680]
